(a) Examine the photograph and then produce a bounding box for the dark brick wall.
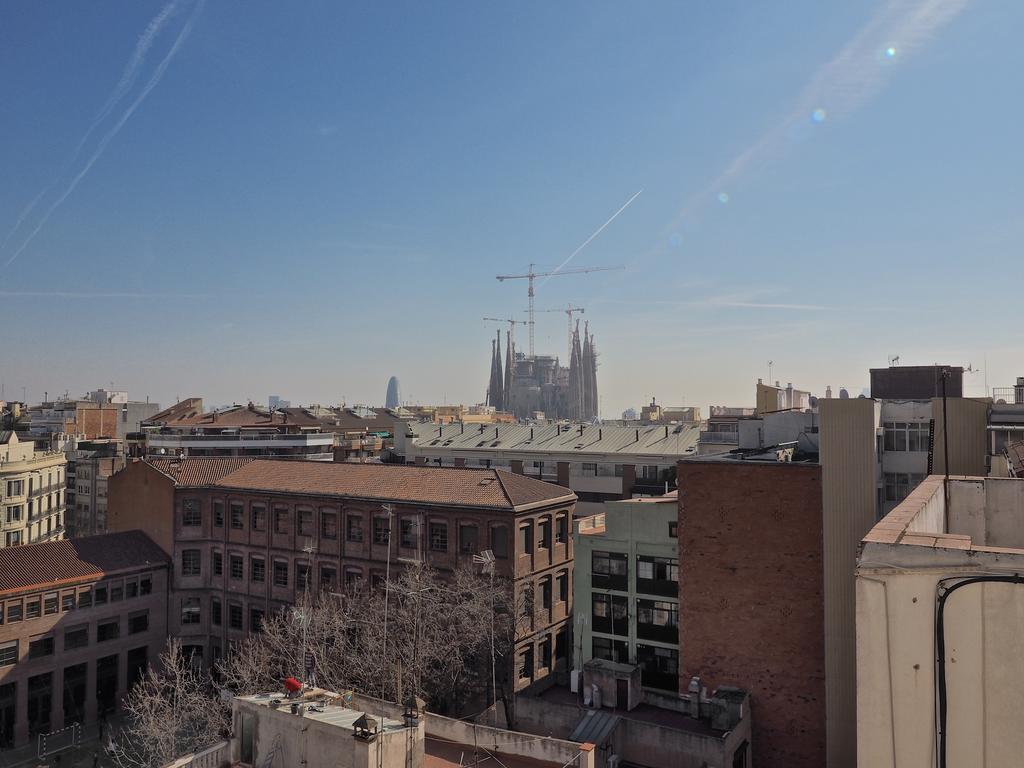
[678,461,825,768]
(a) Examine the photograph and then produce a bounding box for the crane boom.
[495,263,622,356]
[535,304,585,360]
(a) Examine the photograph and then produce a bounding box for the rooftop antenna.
[767,361,774,383]
[888,355,901,367]
[496,264,622,357]
[472,549,497,727]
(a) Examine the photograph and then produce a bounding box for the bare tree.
[109,639,229,768]
[218,564,519,716]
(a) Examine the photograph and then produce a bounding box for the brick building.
[108,458,576,690]
[677,458,825,768]
[0,531,170,749]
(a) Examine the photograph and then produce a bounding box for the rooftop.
[238,690,407,733]
[145,456,256,486]
[409,422,700,457]
[0,530,169,595]
[158,403,322,429]
[212,459,576,510]
[861,475,1024,557]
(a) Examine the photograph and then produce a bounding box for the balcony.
[698,431,738,444]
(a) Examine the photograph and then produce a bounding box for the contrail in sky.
[0,290,212,299]
[539,189,642,287]
[668,0,972,233]
[2,0,203,270]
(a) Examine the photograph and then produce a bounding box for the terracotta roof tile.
[0,531,169,595]
[147,457,256,486]
[213,459,575,510]
[171,404,321,428]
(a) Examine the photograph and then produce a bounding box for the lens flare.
[885,47,897,58]
[717,192,730,204]
[812,108,827,123]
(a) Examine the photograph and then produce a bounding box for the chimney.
[635,429,639,442]
[599,428,602,440]
[665,425,669,438]
[688,676,702,719]
[530,428,534,440]
[495,427,499,440]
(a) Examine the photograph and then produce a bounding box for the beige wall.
[0,434,67,547]
[931,397,990,476]
[820,398,880,768]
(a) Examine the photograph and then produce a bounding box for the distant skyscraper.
[268,395,290,410]
[385,377,401,409]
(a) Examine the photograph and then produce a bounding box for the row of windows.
[0,575,153,626]
[182,550,370,592]
[591,638,679,691]
[515,631,568,680]
[0,612,150,667]
[592,552,679,595]
[3,472,64,500]
[592,594,679,637]
[183,500,569,560]
[883,421,931,453]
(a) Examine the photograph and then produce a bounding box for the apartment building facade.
[0,431,66,548]
[0,531,170,749]
[108,457,577,690]
[68,441,124,537]
[572,493,680,692]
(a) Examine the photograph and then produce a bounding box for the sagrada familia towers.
[486,322,599,422]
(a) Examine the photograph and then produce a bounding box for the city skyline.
[3,1,1022,415]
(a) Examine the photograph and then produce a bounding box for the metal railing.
[147,432,332,443]
[160,740,230,768]
[698,430,738,444]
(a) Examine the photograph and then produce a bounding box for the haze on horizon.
[2,0,1020,417]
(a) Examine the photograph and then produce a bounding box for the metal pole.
[380,504,393,710]
[490,568,497,727]
[942,369,950,530]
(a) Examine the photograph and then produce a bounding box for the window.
[111,584,123,602]
[591,593,627,635]
[636,599,679,642]
[64,626,88,651]
[229,604,243,630]
[274,506,289,533]
[592,636,629,664]
[491,526,509,558]
[129,612,149,634]
[539,638,552,670]
[26,598,41,619]
[251,557,266,583]
[592,551,628,590]
[458,524,479,553]
[519,522,533,553]
[43,594,58,615]
[345,568,362,587]
[580,463,598,477]
[373,516,390,545]
[273,560,289,588]
[556,571,568,602]
[61,593,75,612]
[181,598,201,625]
[6,602,21,623]
[883,421,931,452]
[636,556,679,597]
[540,577,552,610]
[181,549,201,577]
[126,580,138,599]
[555,514,568,544]
[230,555,243,580]
[5,531,21,547]
[518,647,534,680]
[429,522,448,552]
[321,511,338,539]
[94,586,108,606]
[668,521,678,538]
[298,509,313,537]
[250,607,264,633]
[213,550,223,576]
[182,499,201,527]
[78,591,92,610]
[5,506,22,524]
[320,565,337,590]
[296,563,311,591]
[230,502,244,529]
[0,641,17,667]
[6,480,23,496]
[400,518,417,548]
[213,500,224,527]
[211,599,222,626]
[140,576,152,595]
[346,514,363,542]
[637,645,678,691]
[97,620,120,642]
[29,636,54,659]
[251,504,266,531]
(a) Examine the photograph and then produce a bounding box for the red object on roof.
[283,677,302,693]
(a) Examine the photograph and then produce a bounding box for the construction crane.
[482,317,527,350]
[496,264,622,356]
[535,304,585,361]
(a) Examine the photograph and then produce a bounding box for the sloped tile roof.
[171,404,321,428]
[0,530,169,595]
[146,457,256,486]
[213,459,575,510]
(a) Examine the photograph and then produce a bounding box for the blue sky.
[2,0,1020,415]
